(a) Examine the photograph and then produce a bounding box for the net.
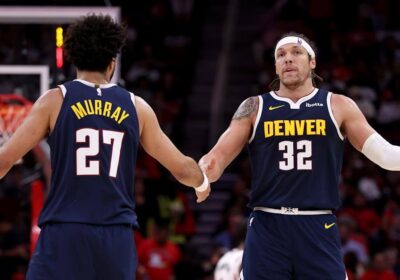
[0,94,32,149]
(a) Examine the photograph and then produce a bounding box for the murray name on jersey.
[70,99,130,124]
[264,119,326,138]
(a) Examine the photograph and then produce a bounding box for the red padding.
[30,180,45,256]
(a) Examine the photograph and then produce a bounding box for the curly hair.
[64,14,127,72]
[269,32,323,91]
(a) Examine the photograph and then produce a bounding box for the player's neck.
[76,70,110,85]
[276,82,315,102]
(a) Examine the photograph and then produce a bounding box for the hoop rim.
[0,93,32,136]
[0,94,32,106]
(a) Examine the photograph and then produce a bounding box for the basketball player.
[0,15,210,280]
[214,219,247,280]
[199,32,400,279]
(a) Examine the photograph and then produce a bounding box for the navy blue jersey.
[39,79,140,227]
[248,89,344,210]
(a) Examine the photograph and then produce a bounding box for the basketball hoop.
[0,94,32,163]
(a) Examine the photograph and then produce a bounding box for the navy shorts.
[26,223,137,280]
[242,210,347,280]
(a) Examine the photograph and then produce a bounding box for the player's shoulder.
[330,92,355,106]
[233,96,260,121]
[330,92,362,125]
[330,92,359,112]
[134,95,152,113]
[35,87,63,108]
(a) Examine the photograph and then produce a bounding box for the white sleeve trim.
[249,96,263,143]
[58,85,67,98]
[129,91,136,106]
[327,92,344,140]
[362,132,400,171]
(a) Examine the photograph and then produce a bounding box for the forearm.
[199,151,229,183]
[0,149,16,179]
[362,133,400,171]
[172,156,205,188]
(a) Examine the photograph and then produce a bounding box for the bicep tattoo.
[232,97,259,120]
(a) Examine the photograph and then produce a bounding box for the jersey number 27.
[76,128,124,177]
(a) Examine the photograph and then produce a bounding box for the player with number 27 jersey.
[248,88,344,210]
[39,79,140,228]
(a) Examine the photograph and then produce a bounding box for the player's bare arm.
[232,96,259,120]
[135,96,208,195]
[331,93,375,151]
[332,93,400,170]
[0,89,62,179]
[199,96,258,182]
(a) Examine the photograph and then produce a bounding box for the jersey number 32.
[279,140,312,170]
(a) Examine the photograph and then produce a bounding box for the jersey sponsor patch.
[306,102,324,107]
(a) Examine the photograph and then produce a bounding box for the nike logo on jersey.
[269,105,285,111]
[324,222,335,229]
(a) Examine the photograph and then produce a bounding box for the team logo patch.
[298,38,302,45]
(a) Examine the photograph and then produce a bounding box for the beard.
[281,77,303,89]
[280,71,311,89]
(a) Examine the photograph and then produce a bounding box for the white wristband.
[195,172,209,192]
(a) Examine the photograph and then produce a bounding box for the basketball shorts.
[26,223,137,280]
[241,210,347,280]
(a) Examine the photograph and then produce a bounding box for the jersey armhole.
[249,95,263,143]
[58,85,67,98]
[129,91,136,106]
[327,92,344,140]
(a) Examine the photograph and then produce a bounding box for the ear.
[109,58,116,71]
[310,58,316,70]
[106,58,116,80]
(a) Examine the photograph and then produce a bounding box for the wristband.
[195,172,209,192]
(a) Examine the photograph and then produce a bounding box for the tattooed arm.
[199,97,259,182]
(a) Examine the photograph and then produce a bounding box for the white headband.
[274,36,315,59]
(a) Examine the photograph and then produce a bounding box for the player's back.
[39,79,140,227]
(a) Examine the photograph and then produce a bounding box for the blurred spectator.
[137,218,182,280]
[213,208,244,252]
[214,218,247,280]
[359,251,397,280]
[339,215,369,266]
[376,89,400,125]
[0,215,29,280]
